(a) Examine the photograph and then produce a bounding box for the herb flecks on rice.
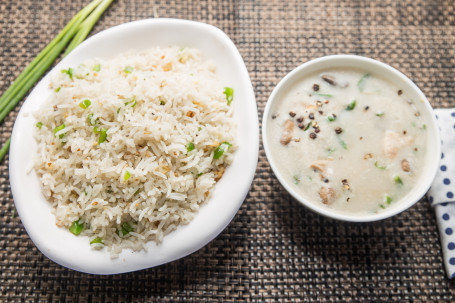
[33,46,236,258]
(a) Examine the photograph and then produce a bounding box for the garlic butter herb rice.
[33,47,236,257]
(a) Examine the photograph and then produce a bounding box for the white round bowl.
[9,19,258,274]
[262,55,440,222]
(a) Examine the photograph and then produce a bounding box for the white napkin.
[428,108,455,279]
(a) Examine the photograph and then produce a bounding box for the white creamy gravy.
[268,68,427,216]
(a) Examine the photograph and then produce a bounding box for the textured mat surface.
[1,0,455,301]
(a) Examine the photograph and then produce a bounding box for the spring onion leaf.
[124,66,134,73]
[374,161,386,170]
[79,99,91,109]
[98,128,107,143]
[304,123,311,131]
[90,237,103,245]
[379,204,386,209]
[53,123,66,139]
[93,126,100,134]
[394,176,403,185]
[61,67,74,80]
[64,0,114,56]
[55,87,61,92]
[124,170,131,181]
[197,172,203,177]
[376,112,384,117]
[357,74,371,92]
[160,100,166,105]
[36,122,43,129]
[120,222,133,236]
[186,142,195,152]
[346,100,357,111]
[69,220,84,235]
[327,114,336,122]
[224,87,234,105]
[0,138,11,162]
[133,188,140,196]
[214,142,232,159]
[93,64,101,72]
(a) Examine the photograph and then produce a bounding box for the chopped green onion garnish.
[422,124,427,129]
[55,87,61,92]
[93,126,100,134]
[88,113,98,126]
[36,122,43,129]
[357,74,370,92]
[376,112,384,117]
[327,115,336,122]
[338,138,347,150]
[90,237,103,245]
[312,92,333,98]
[224,87,234,106]
[374,161,386,170]
[69,220,84,235]
[79,99,91,109]
[394,176,403,185]
[124,66,134,73]
[124,170,131,181]
[213,142,232,159]
[133,188,140,196]
[346,100,357,111]
[379,204,386,209]
[197,172,203,177]
[124,98,137,108]
[293,175,300,184]
[385,195,392,205]
[53,123,66,139]
[304,123,311,131]
[93,64,101,72]
[160,100,166,105]
[98,128,107,143]
[186,142,195,152]
[120,222,133,236]
[61,67,74,80]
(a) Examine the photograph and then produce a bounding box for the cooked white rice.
[33,46,236,257]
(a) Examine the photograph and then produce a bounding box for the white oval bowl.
[262,55,440,222]
[9,19,258,274]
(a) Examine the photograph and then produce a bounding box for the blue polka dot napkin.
[428,108,455,279]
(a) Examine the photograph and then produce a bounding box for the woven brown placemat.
[1,0,455,301]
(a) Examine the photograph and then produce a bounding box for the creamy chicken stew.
[267,68,427,215]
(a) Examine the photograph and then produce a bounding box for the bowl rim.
[9,18,259,274]
[262,54,441,222]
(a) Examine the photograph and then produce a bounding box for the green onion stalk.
[0,0,114,162]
